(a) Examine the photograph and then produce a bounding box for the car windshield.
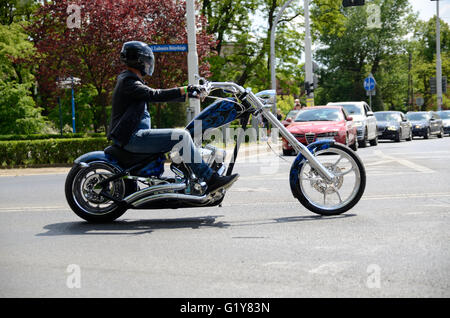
[295,108,343,122]
[407,113,430,121]
[285,110,299,119]
[375,112,401,122]
[438,111,450,119]
[340,104,362,115]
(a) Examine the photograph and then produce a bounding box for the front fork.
[256,104,337,183]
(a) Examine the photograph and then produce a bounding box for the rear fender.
[74,151,123,172]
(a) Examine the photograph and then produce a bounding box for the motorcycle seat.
[104,145,164,168]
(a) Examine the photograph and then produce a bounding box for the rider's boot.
[206,173,239,193]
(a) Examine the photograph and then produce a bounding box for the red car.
[282,106,358,155]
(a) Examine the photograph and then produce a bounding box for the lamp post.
[56,76,80,134]
[432,0,443,111]
[186,0,200,123]
[270,0,295,114]
[303,0,314,107]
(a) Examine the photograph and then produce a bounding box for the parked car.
[281,106,358,155]
[406,111,444,139]
[327,101,378,147]
[281,110,300,127]
[437,110,450,136]
[374,111,412,142]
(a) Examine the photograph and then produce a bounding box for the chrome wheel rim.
[72,163,125,215]
[299,148,361,211]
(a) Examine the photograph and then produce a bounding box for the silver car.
[327,101,378,147]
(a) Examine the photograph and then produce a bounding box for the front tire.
[290,143,366,216]
[65,162,128,223]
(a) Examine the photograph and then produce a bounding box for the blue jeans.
[123,128,213,181]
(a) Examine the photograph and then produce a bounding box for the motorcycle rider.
[108,41,238,193]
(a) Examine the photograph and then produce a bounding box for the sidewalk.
[0,142,282,177]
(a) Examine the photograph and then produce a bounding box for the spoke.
[323,190,327,205]
[332,155,344,167]
[336,166,355,176]
[331,185,343,203]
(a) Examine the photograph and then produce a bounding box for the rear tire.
[369,135,378,146]
[65,162,128,223]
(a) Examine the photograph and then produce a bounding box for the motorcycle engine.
[199,144,226,167]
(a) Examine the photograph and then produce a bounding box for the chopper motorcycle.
[65,78,366,223]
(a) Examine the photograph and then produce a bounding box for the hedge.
[0,137,111,168]
[0,132,106,141]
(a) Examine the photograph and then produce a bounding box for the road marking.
[0,206,67,213]
[373,149,435,173]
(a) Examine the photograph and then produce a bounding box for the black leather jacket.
[108,70,184,146]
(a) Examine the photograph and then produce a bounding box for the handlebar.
[194,77,246,99]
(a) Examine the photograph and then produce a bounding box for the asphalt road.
[0,136,449,297]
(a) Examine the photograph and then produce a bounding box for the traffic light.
[305,81,314,95]
[342,0,365,7]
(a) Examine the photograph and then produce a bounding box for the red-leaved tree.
[28,0,215,131]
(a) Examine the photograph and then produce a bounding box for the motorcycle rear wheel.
[290,144,366,216]
[65,162,129,223]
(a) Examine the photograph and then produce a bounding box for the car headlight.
[415,125,423,129]
[354,121,363,127]
[387,126,398,131]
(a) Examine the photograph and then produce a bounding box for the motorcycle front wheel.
[290,143,366,216]
[65,162,129,223]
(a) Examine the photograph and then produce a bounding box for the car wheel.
[406,129,412,141]
[350,138,358,151]
[358,128,368,148]
[438,127,444,138]
[424,128,430,139]
[395,129,401,142]
[283,148,294,156]
[369,135,378,146]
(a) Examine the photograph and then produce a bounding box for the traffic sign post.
[364,74,376,109]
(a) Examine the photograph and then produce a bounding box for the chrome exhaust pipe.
[131,193,210,208]
[124,183,187,205]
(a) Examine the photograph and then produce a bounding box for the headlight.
[387,126,397,131]
[415,125,423,129]
[354,121,363,127]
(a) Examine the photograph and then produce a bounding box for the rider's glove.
[187,85,202,98]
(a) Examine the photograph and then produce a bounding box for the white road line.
[373,149,435,174]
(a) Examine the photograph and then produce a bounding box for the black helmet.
[120,41,155,76]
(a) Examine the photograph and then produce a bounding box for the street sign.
[343,0,365,7]
[415,97,424,107]
[149,44,188,53]
[364,75,376,91]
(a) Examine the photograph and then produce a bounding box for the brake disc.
[309,163,343,194]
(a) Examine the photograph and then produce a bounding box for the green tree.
[0,22,47,134]
[203,0,305,94]
[311,0,415,110]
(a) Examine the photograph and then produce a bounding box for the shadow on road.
[37,215,229,236]
[37,213,356,237]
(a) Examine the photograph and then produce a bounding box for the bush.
[0,132,106,141]
[0,137,111,167]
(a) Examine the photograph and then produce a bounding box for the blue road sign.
[364,75,376,91]
[149,44,188,53]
